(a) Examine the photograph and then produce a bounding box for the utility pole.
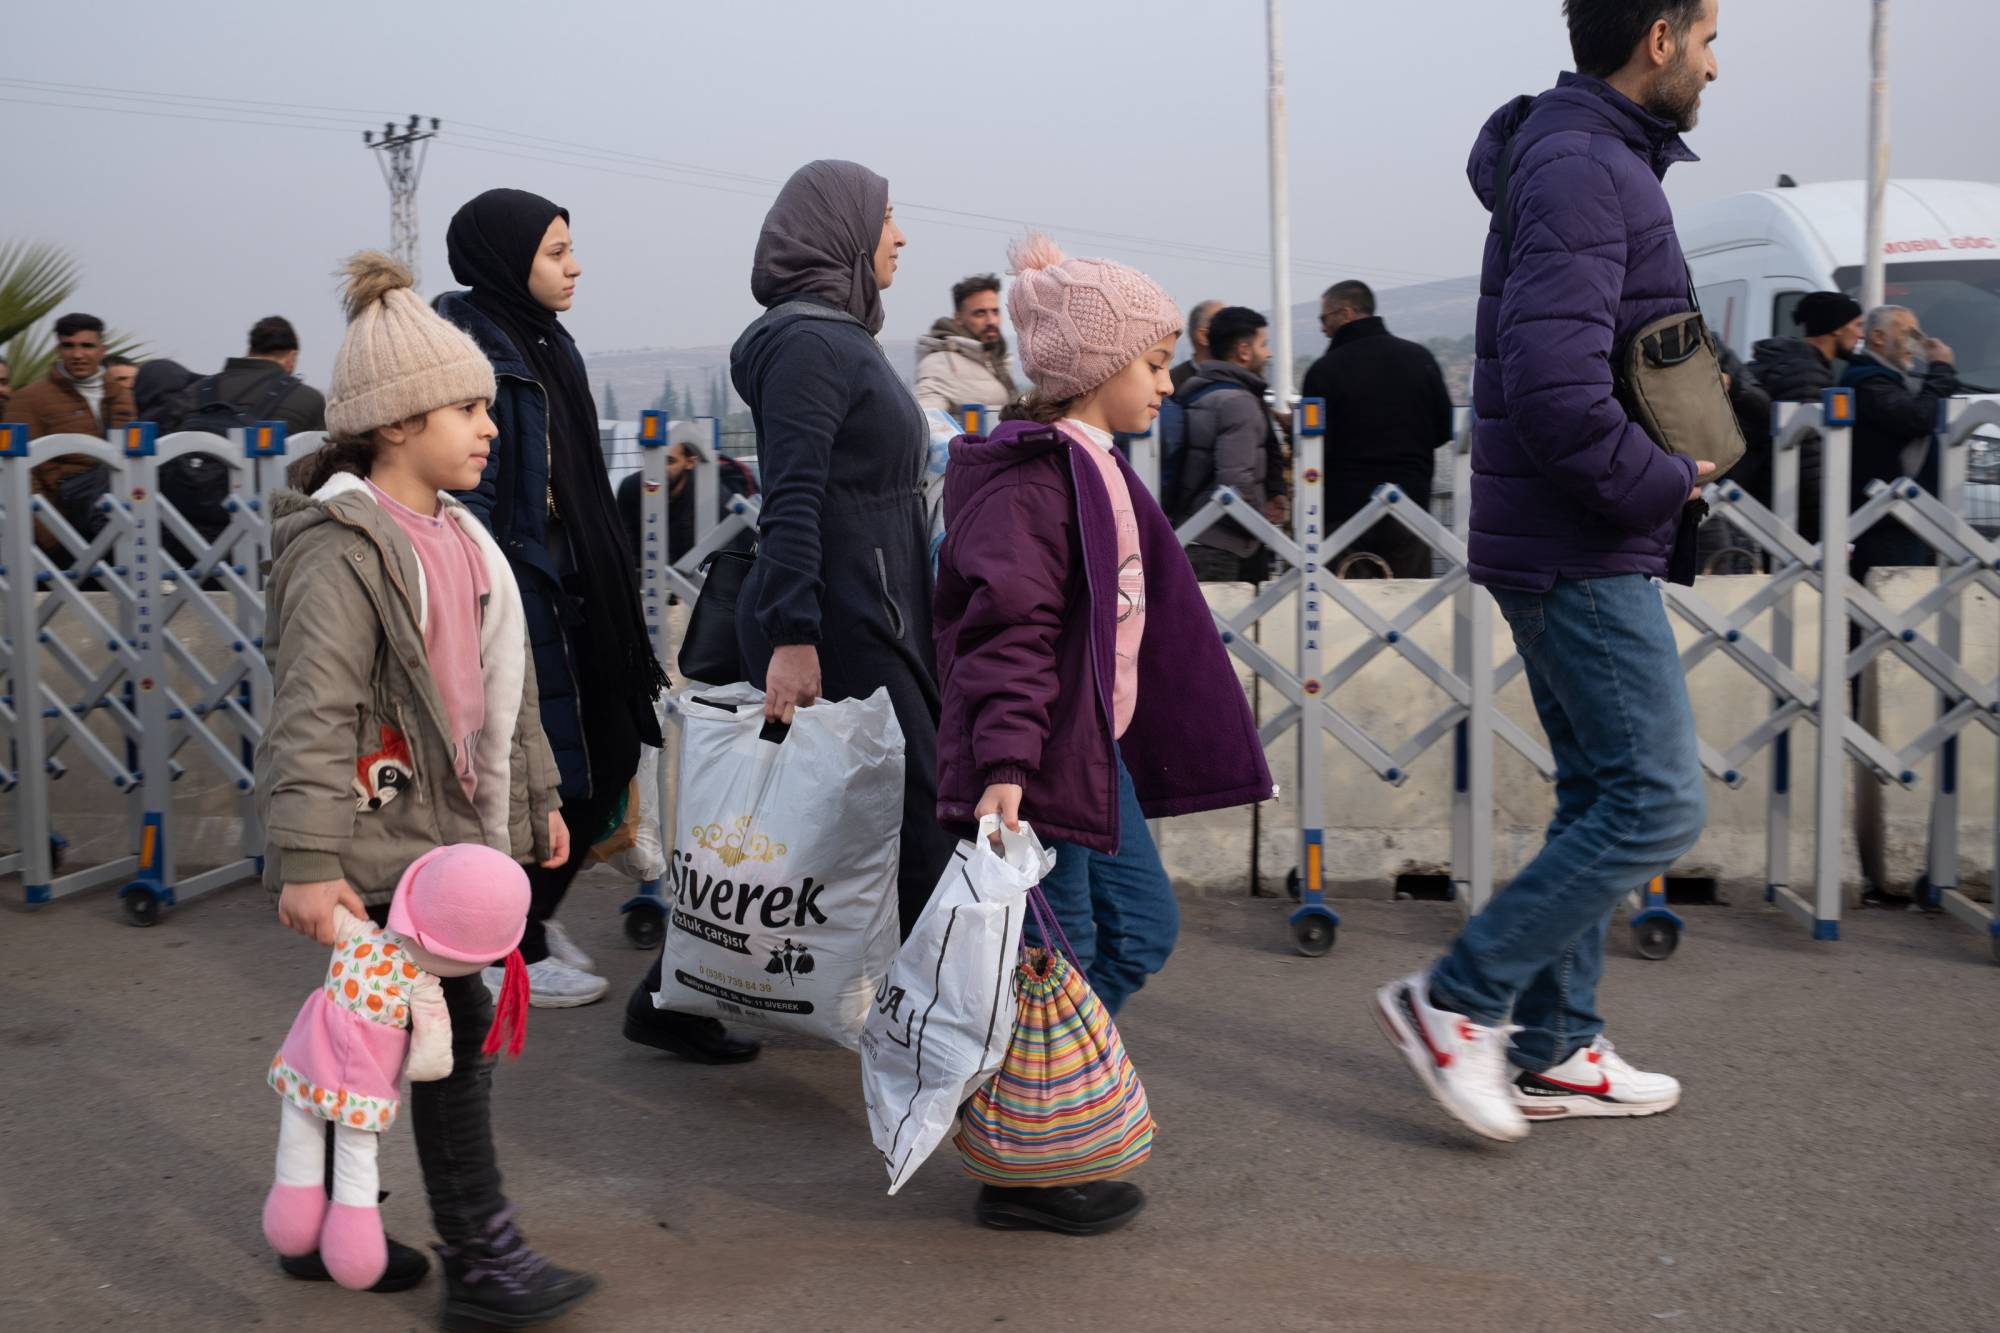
[364,115,440,288]
[1862,1,1889,310]
[1265,0,1295,409]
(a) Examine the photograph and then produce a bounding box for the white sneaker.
[1512,1037,1681,1120]
[1373,969,1528,1143]
[543,919,595,973]
[483,957,610,1009]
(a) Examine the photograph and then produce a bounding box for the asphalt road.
[2,871,1995,1332]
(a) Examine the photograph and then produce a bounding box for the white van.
[1681,179,2000,534]
[1680,178,2000,392]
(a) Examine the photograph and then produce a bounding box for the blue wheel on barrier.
[622,883,666,949]
[1630,909,1681,961]
[121,883,164,927]
[1289,906,1338,958]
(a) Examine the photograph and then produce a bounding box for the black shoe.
[437,1208,596,1330]
[974,1181,1147,1236]
[623,982,762,1064]
[279,1235,430,1292]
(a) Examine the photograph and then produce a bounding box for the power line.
[0,75,405,121]
[0,93,356,136]
[0,77,1475,291]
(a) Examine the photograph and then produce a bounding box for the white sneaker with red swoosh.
[1373,970,1527,1143]
[1512,1037,1681,1119]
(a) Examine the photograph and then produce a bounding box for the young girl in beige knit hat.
[254,253,596,1326]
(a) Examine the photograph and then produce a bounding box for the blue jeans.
[1432,576,1705,1071]
[1030,750,1180,1016]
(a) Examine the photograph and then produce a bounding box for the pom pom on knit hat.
[324,250,498,442]
[1005,232,1182,403]
[339,251,415,322]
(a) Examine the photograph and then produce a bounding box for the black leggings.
[518,784,627,965]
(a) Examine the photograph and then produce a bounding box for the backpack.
[160,371,300,545]
[1159,379,1249,518]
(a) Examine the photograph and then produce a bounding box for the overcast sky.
[8,0,1998,385]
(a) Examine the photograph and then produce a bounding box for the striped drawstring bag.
[952,885,1154,1186]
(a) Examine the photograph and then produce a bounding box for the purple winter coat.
[1467,73,1704,591]
[933,420,1275,853]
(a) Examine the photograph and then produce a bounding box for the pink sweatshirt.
[1058,419,1144,738]
[368,481,491,797]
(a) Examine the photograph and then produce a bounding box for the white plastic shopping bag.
[654,684,905,1049]
[860,817,1057,1193]
[598,702,668,883]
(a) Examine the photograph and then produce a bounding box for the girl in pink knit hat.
[932,236,1275,1235]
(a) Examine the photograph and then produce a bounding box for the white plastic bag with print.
[860,818,1057,1193]
[653,684,904,1049]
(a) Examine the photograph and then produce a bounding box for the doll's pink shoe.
[262,1183,328,1257]
[319,1202,388,1291]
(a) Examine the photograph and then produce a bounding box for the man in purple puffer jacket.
[1375,0,1721,1144]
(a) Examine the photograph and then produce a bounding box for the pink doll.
[260,843,532,1290]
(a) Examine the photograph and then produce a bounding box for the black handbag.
[678,548,754,684]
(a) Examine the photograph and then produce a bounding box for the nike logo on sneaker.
[1518,1070,1612,1097]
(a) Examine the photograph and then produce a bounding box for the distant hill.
[587,338,920,421]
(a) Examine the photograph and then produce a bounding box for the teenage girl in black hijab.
[437,188,757,1061]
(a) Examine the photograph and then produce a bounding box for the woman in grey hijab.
[729,159,955,934]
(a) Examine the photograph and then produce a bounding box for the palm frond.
[0,241,82,346]
[6,326,54,387]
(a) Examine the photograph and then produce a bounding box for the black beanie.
[1794,292,1864,338]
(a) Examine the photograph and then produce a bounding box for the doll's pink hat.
[388,844,534,1058]
[387,844,529,963]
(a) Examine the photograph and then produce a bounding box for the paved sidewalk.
[2,873,1995,1332]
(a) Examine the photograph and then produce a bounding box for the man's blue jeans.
[1031,749,1179,1017]
[1432,576,1706,1071]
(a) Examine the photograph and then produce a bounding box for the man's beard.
[1647,56,1706,133]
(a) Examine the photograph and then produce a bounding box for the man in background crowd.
[103,354,139,400]
[914,274,1017,414]
[1738,290,1864,544]
[1173,306,1287,582]
[11,313,135,555]
[1170,299,1225,391]
[1842,303,1959,578]
[1301,280,1456,577]
[149,316,326,436]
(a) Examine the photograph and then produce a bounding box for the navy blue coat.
[434,290,592,801]
[1466,73,1703,591]
[1839,349,1958,506]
